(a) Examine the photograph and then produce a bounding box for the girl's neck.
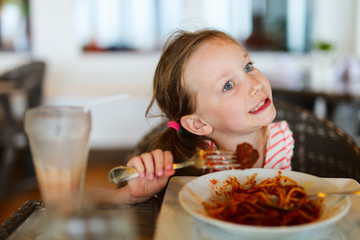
[215,127,268,167]
[252,127,268,168]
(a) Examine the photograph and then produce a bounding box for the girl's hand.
[126,149,175,202]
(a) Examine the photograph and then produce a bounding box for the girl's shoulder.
[268,120,293,136]
[267,120,294,151]
[265,121,294,170]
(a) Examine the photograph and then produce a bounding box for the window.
[0,0,30,52]
[75,0,312,53]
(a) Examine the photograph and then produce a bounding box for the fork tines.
[202,150,237,163]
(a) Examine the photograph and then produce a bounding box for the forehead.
[184,38,246,78]
[193,37,241,56]
[182,39,245,97]
[187,38,245,67]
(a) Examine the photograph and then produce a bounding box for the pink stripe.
[265,147,286,164]
[286,149,292,155]
[267,138,286,151]
[271,130,282,139]
[280,164,291,170]
[271,122,288,130]
[285,133,294,140]
[286,139,295,147]
[282,123,289,132]
[270,136,293,151]
[266,128,293,151]
[268,133,293,151]
[271,156,287,168]
[271,126,292,139]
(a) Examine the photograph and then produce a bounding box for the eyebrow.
[216,51,251,84]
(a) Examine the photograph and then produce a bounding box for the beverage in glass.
[24,106,91,213]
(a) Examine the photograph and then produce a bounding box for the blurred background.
[1,0,360,223]
[1,0,359,149]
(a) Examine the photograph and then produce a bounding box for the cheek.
[258,74,272,93]
[212,102,247,128]
[265,80,272,95]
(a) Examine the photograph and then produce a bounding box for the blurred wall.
[0,0,359,149]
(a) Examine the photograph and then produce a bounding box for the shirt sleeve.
[264,121,294,170]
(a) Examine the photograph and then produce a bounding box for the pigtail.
[132,121,196,160]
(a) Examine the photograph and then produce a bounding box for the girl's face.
[183,39,276,140]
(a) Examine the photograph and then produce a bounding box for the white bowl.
[178,169,350,240]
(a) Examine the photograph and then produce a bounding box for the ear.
[180,114,213,136]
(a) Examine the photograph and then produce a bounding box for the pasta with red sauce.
[203,171,323,226]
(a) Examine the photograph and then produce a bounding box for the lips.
[249,97,271,114]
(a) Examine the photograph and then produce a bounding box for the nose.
[249,77,262,96]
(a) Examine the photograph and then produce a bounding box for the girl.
[113,29,294,204]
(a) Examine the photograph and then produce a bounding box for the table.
[155,176,360,240]
[0,197,160,240]
[1,176,359,240]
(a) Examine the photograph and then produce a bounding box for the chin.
[265,103,277,124]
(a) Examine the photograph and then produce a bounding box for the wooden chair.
[0,61,46,199]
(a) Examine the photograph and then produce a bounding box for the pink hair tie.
[167,121,180,131]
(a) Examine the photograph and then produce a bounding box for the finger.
[127,156,146,178]
[163,151,175,176]
[140,152,155,180]
[164,151,174,170]
[152,149,165,177]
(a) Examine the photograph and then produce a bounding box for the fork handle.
[108,161,195,184]
[309,189,360,199]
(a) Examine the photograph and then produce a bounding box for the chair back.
[0,61,46,199]
[275,100,360,182]
[1,61,45,108]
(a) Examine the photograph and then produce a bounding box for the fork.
[108,150,239,184]
[264,189,360,211]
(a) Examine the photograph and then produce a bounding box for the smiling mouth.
[249,98,271,113]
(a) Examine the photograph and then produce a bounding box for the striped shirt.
[264,121,294,170]
[204,121,294,170]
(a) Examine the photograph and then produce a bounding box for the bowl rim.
[178,169,351,234]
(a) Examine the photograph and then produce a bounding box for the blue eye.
[223,81,234,92]
[245,63,253,73]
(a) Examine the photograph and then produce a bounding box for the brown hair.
[142,29,243,164]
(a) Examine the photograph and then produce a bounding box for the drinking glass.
[24,106,91,214]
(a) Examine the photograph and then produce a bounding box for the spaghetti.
[203,171,323,226]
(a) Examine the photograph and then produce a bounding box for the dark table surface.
[0,196,161,240]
